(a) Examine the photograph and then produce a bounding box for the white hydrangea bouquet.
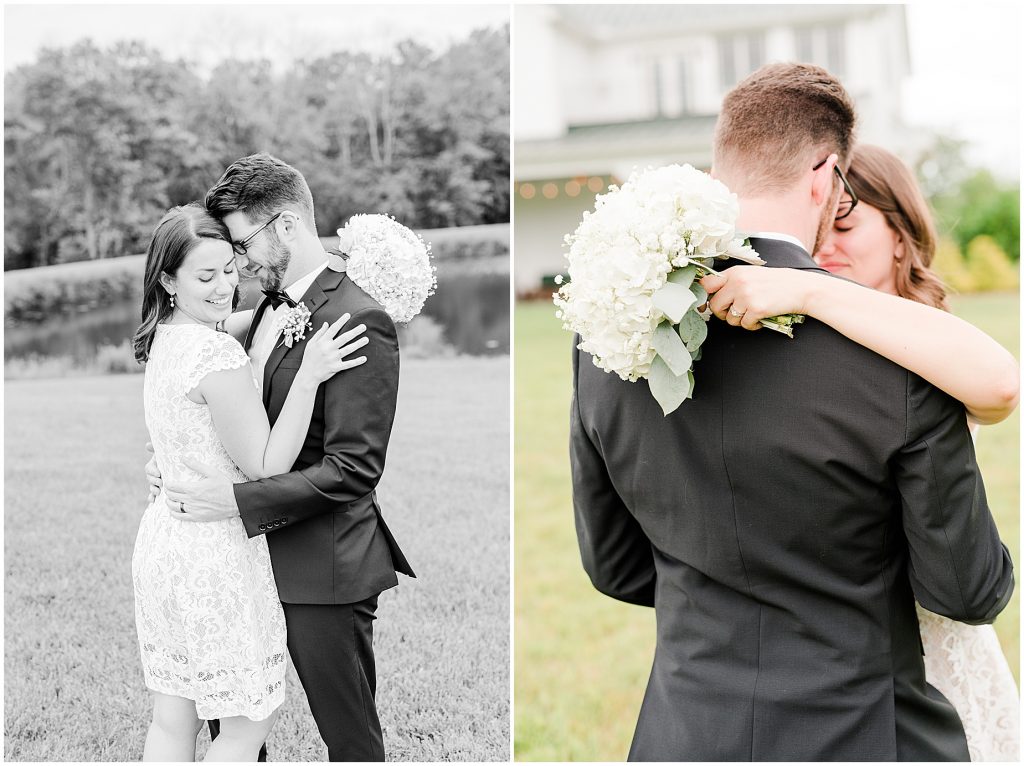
[554,163,804,415]
[336,214,437,324]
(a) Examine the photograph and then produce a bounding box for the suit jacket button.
[259,523,267,530]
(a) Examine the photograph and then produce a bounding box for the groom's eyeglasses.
[813,158,859,221]
[232,211,285,257]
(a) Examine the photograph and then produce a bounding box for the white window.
[718,31,768,92]
[792,23,847,77]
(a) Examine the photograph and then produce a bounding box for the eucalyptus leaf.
[691,282,708,306]
[677,309,708,353]
[651,321,692,376]
[652,281,698,324]
[666,264,698,288]
[649,355,694,416]
[692,346,702,362]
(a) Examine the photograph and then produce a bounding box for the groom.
[570,63,1013,761]
[157,153,415,761]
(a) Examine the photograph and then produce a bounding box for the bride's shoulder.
[157,324,248,379]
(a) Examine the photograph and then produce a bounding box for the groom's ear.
[277,210,302,241]
[810,153,838,206]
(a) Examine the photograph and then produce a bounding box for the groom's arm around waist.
[570,340,656,607]
[895,373,1014,624]
[234,305,399,536]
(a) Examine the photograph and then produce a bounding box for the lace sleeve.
[184,329,252,394]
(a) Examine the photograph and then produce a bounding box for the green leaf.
[692,346,702,362]
[652,281,697,323]
[691,282,708,306]
[649,355,694,415]
[651,321,692,376]
[666,264,698,288]
[677,309,708,353]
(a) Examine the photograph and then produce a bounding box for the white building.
[514,4,913,295]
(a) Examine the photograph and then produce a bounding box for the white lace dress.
[132,323,287,721]
[918,607,1019,761]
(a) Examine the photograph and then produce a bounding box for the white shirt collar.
[283,261,328,304]
[742,231,810,254]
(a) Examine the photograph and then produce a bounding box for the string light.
[516,177,608,199]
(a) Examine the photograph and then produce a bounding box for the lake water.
[5,268,509,364]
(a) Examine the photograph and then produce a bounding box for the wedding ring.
[729,307,744,318]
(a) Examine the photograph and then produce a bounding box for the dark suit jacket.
[234,253,415,605]
[571,237,1013,761]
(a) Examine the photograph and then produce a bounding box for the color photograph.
[514,4,1019,761]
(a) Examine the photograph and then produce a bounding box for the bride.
[131,203,368,761]
[703,144,1019,761]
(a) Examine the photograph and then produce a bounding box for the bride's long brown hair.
[845,144,949,310]
[132,204,234,363]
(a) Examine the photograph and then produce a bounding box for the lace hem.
[140,644,287,721]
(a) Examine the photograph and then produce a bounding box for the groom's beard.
[258,234,292,293]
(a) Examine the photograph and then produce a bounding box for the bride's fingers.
[708,287,734,321]
[336,355,367,371]
[338,337,369,357]
[699,273,727,295]
[740,311,763,331]
[326,313,352,339]
[332,323,367,347]
[727,307,747,326]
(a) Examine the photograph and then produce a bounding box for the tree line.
[4,26,510,270]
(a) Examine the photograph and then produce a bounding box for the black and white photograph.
[5,3,510,761]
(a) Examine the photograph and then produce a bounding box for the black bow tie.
[262,289,298,309]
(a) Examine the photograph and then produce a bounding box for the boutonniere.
[277,302,313,348]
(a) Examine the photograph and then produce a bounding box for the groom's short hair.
[713,62,856,195]
[205,153,317,234]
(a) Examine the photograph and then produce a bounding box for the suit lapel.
[262,253,349,408]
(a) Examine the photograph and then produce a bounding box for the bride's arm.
[702,267,1020,425]
[224,309,255,344]
[197,316,368,479]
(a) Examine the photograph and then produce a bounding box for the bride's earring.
[169,294,176,308]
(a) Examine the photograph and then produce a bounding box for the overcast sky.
[3,4,510,72]
[3,2,1019,179]
[902,2,1020,178]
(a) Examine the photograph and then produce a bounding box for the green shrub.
[932,237,975,293]
[966,235,1019,292]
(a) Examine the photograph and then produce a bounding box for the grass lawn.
[514,292,1019,761]
[4,357,510,762]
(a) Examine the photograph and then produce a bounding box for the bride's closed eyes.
[197,255,238,283]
